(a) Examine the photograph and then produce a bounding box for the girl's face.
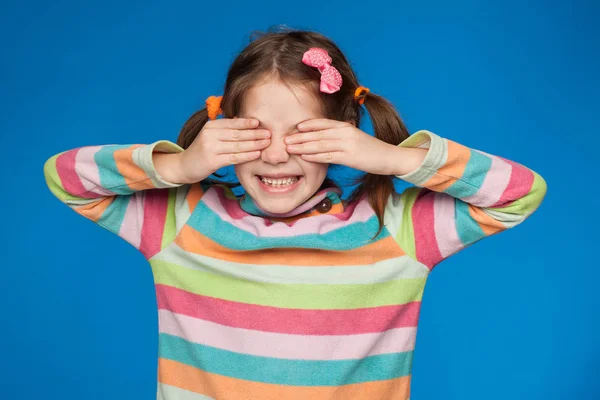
[234,76,328,214]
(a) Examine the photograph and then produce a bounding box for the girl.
[44,29,547,400]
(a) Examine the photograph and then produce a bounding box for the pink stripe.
[156,284,421,335]
[411,190,443,268]
[204,188,374,238]
[462,152,512,207]
[433,193,462,259]
[159,309,417,360]
[493,157,535,208]
[74,146,113,197]
[118,194,143,249]
[139,189,169,258]
[56,149,91,198]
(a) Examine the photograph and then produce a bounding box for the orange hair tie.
[354,86,370,105]
[206,95,223,120]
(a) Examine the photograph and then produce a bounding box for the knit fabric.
[44,130,547,400]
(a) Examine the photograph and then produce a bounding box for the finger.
[217,128,271,141]
[296,118,349,132]
[215,151,262,167]
[216,139,271,154]
[300,152,343,164]
[286,139,343,154]
[285,128,340,145]
[206,118,259,130]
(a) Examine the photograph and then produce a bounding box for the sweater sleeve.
[43,141,189,259]
[384,130,547,270]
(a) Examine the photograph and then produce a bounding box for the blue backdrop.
[1,0,598,399]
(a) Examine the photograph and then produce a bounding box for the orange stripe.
[186,183,205,213]
[113,145,154,191]
[269,202,345,224]
[468,204,506,236]
[424,140,470,192]
[174,225,405,266]
[158,358,411,400]
[74,197,114,222]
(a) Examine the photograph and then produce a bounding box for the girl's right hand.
[155,118,271,184]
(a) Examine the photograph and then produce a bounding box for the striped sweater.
[43,130,547,400]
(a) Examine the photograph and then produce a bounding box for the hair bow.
[302,48,343,94]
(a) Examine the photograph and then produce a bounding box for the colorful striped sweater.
[43,130,546,400]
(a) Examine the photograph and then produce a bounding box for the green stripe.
[151,260,426,309]
[396,187,419,260]
[486,170,547,216]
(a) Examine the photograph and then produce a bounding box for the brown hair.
[177,27,410,237]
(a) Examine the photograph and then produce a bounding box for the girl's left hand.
[285,118,399,175]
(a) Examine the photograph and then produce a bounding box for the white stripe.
[383,192,405,242]
[433,192,463,258]
[159,309,418,360]
[157,383,215,400]
[461,151,512,207]
[74,146,113,196]
[118,193,143,249]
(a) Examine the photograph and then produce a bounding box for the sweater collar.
[239,186,344,219]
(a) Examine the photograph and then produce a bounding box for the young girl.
[44,29,547,400]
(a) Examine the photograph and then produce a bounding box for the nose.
[260,135,290,165]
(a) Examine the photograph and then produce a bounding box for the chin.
[256,198,302,214]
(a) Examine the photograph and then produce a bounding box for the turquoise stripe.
[187,201,389,251]
[454,199,486,245]
[445,149,492,199]
[94,145,133,193]
[97,195,131,235]
[239,196,263,216]
[159,333,413,385]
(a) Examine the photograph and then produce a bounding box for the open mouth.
[257,175,301,186]
[255,175,303,192]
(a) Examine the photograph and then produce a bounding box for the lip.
[255,175,303,194]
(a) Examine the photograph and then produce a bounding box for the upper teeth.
[261,176,298,186]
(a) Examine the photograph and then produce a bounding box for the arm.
[385,130,547,270]
[43,141,188,258]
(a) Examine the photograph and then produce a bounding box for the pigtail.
[348,93,410,239]
[177,107,210,149]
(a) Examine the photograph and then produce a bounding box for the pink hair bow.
[302,47,343,94]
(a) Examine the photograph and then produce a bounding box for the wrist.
[153,151,187,184]
[389,146,429,177]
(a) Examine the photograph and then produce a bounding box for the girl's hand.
[155,118,271,184]
[285,119,399,175]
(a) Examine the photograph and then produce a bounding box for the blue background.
[1,0,598,399]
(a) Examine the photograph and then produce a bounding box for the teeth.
[260,176,298,186]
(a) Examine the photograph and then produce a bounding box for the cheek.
[299,159,328,181]
[233,163,252,182]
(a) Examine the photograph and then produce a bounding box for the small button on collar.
[315,197,333,213]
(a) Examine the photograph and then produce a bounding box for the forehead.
[239,78,324,130]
